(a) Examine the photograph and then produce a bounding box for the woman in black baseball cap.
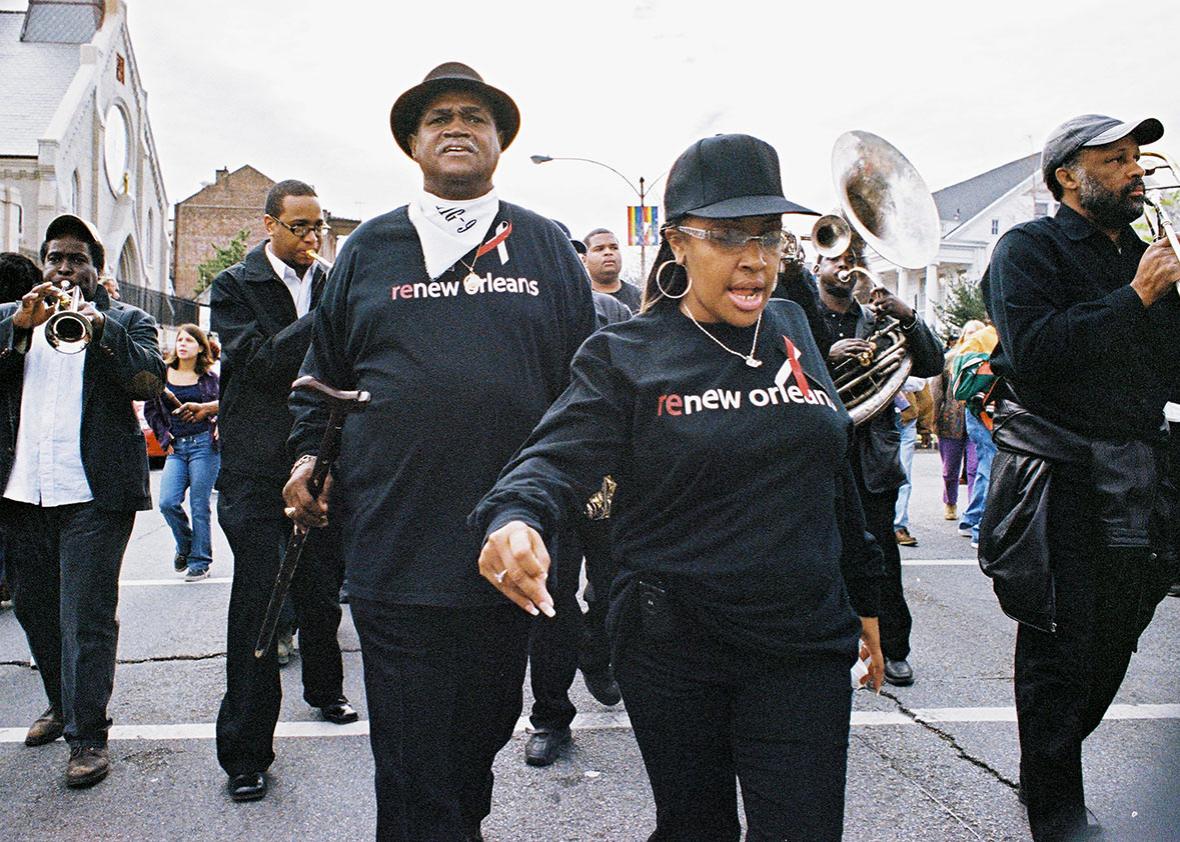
[473,133,883,840]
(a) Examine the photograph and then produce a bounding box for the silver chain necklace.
[681,305,764,368]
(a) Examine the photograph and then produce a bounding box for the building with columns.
[867,152,1050,329]
[0,0,172,308]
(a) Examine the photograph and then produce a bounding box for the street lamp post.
[530,154,664,280]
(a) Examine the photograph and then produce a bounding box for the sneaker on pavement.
[524,726,571,767]
[173,553,188,573]
[957,524,973,537]
[184,566,210,582]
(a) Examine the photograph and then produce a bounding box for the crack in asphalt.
[1,647,364,668]
[877,687,1019,792]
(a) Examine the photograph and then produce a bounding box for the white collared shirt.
[265,243,313,318]
[3,323,93,506]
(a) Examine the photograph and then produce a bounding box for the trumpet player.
[815,237,944,687]
[0,214,165,788]
[982,114,1180,842]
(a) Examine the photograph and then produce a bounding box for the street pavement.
[1,450,1177,841]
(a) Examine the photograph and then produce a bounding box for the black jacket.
[211,242,326,486]
[846,303,944,494]
[980,391,1176,632]
[0,287,165,511]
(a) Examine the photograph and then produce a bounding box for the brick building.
[172,164,357,299]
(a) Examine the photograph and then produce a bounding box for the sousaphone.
[827,130,941,424]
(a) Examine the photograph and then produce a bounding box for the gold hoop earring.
[654,260,691,299]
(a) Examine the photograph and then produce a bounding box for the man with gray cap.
[982,115,1180,841]
[284,63,595,839]
[0,214,164,788]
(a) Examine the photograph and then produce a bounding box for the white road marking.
[3,705,1178,743]
[119,577,233,586]
[901,558,979,566]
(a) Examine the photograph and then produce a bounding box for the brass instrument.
[306,249,334,270]
[1139,150,1180,295]
[826,131,941,424]
[780,214,853,267]
[44,281,92,354]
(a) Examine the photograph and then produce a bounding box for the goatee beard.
[823,283,853,300]
[1077,172,1144,228]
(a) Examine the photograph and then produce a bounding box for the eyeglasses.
[269,216,330,238]
[673,226,788,254]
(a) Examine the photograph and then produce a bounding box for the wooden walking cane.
[253,375,370,659]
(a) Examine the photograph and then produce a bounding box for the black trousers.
[528,519,619,730]
[857,482,911,660]
[615,601,853,842]
[3,500,134,748]
[215,475,346,776]
[350,598,530,841]
[1015,477,1171,842]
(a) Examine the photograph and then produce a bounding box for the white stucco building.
[0,0,169,294]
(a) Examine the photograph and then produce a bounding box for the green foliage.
[935,275,988,341]
[194,229,250,296]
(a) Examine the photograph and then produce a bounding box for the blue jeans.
[159,431,220,570]
[893,419,918,530]
[963,412,996,542]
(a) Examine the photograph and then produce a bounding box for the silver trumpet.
[44,282,92,354]
[1139,150,1180,295]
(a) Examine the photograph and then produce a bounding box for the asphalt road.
[1,450,1177,841]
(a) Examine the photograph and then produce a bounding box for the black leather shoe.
[524,727,571,767]
[884,658,915,687]
[25,707,65,746]
[228,772,267,802]
[319,699,359,725]
[173,553,188,573]
[582,668,622,706]
[1168,580,1180,598]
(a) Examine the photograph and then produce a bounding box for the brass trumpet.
[44,281,92,354]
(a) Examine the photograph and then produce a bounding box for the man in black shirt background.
[983,114,1180,842]
[584,228,643,311]
[815,237,945,687]
[211,180,356,803]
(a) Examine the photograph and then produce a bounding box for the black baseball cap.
[663,134,816,221]
[43,213,105,270]
[390,62,520,158]
[1041,114,1164,194]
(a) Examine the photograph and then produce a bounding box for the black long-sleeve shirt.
[289,202,596,607]
[984,205,1180,441]
[471,299,881,659]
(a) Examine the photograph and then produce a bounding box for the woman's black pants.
[615,610,854,842]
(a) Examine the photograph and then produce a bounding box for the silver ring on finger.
[495,568,508,584]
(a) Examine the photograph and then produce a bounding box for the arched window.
[103,104,131,196]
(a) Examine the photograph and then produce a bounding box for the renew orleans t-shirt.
[473,299,878,659]
[290,202,597,607]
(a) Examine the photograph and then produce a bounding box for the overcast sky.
[126,0,1179,269]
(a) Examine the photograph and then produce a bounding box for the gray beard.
[1076,170,1144,229]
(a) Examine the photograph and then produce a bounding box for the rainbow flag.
[627,206,659,246]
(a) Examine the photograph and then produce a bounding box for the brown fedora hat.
[390,62,520,157]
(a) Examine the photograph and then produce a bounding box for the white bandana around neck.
[408,188,499,280]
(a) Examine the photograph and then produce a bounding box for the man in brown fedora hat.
[284,62,595,840]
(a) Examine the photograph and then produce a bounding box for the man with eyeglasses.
[211,179,356,803]
[283,63,596,840]
[814,237,944,688]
